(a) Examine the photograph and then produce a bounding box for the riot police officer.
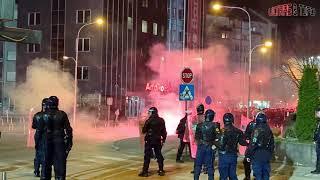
[247,113,274,180]
[311,107,320,174]
[191,104,206,174]
[243,117,256,180]
[139,107,167,177]
[194,109,220,180]
[42,96,73,180]
[218,113,247,180]
[32,98,50,177]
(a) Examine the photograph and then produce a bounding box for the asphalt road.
[0,125,320,180]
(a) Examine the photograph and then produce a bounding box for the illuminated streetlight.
[260,47,268,54]
[212,3,222,11]
[212,2,252,118]
[96,18,104,25]
[73,17,105,126]
[264,41,273,47]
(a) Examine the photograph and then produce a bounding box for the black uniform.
[194,109,220,180]
[32,98,50,177]
[140,112,167,176]
[247,117,274,180]
[312,119,320,173]
[32,111,45,177]
[243,120,256,180]
[176,114,191,162]
[41,107,73,180]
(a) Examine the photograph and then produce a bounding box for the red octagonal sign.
[181,68,194,83]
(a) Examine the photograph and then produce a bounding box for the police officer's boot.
[34,159,40,177]
[158,162,165,176]
[138,171,149,177]
[311,160,320,174]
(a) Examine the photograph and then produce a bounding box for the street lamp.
[67,18,104,127]
[212,2,252,118]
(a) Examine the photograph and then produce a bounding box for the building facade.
[167,0,185,50]
[0,1,17,112]
[16,0,167,110]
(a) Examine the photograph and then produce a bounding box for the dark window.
[51,52,58,60]
[77,10,83,23]
[58,11,65,24]
[77,67,82,79]
[27,44,40,53]
[82,67,89,80]
[52,25,58,37]
[77,10,91,24]
[36,13,40,25]
[78,38,90,52]
[57,39,64,51]
[178,9,184,20]
[0,62,3,79]
[59,0,65,10]
[84,38,90,51]
[58,25,64,37]
[52,11,58,24]
[51,40,58,52]
[34,44,41,52]
[77,66,89,80]
[52,0,58,10]
[179,31,183,41]
[29,13,34,25]
[84,10,90,23]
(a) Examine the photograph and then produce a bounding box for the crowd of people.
[32,96,73,180]
[138,104,275,179]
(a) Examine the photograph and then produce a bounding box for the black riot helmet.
[223,113,234,125]
[205,109,215,122]
[41,98,49,112]
[255,112,267,124]
[196,104,205,115]
[49,96,59,109]
[148,107,158,116]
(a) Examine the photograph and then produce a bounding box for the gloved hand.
[65,140,73,154]
[212,145,217,150]
[246,158,251,163]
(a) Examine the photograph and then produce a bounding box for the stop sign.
[181,68,194,83]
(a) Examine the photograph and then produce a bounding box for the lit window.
[76,10,91,24]
[161,25,165,37]
[28,12,40,26]
[77,66,89,80]
[153,23,158,35]
[142,20,148,33]
[221,32,228,39]
[128,17,133,30]
[6,72,16,82]
[27,44,41,53]
[78,38,90,52]
[142,0,148,8]
[172,8,176,18]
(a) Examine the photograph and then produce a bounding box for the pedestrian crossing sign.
[179,84,195,101]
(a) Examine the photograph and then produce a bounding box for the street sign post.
[179,84,195,101]
[181,68,194,83]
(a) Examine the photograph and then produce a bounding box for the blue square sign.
[179,84,195,101]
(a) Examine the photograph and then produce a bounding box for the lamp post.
[213,3,252,118]
[64,18,104,127]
